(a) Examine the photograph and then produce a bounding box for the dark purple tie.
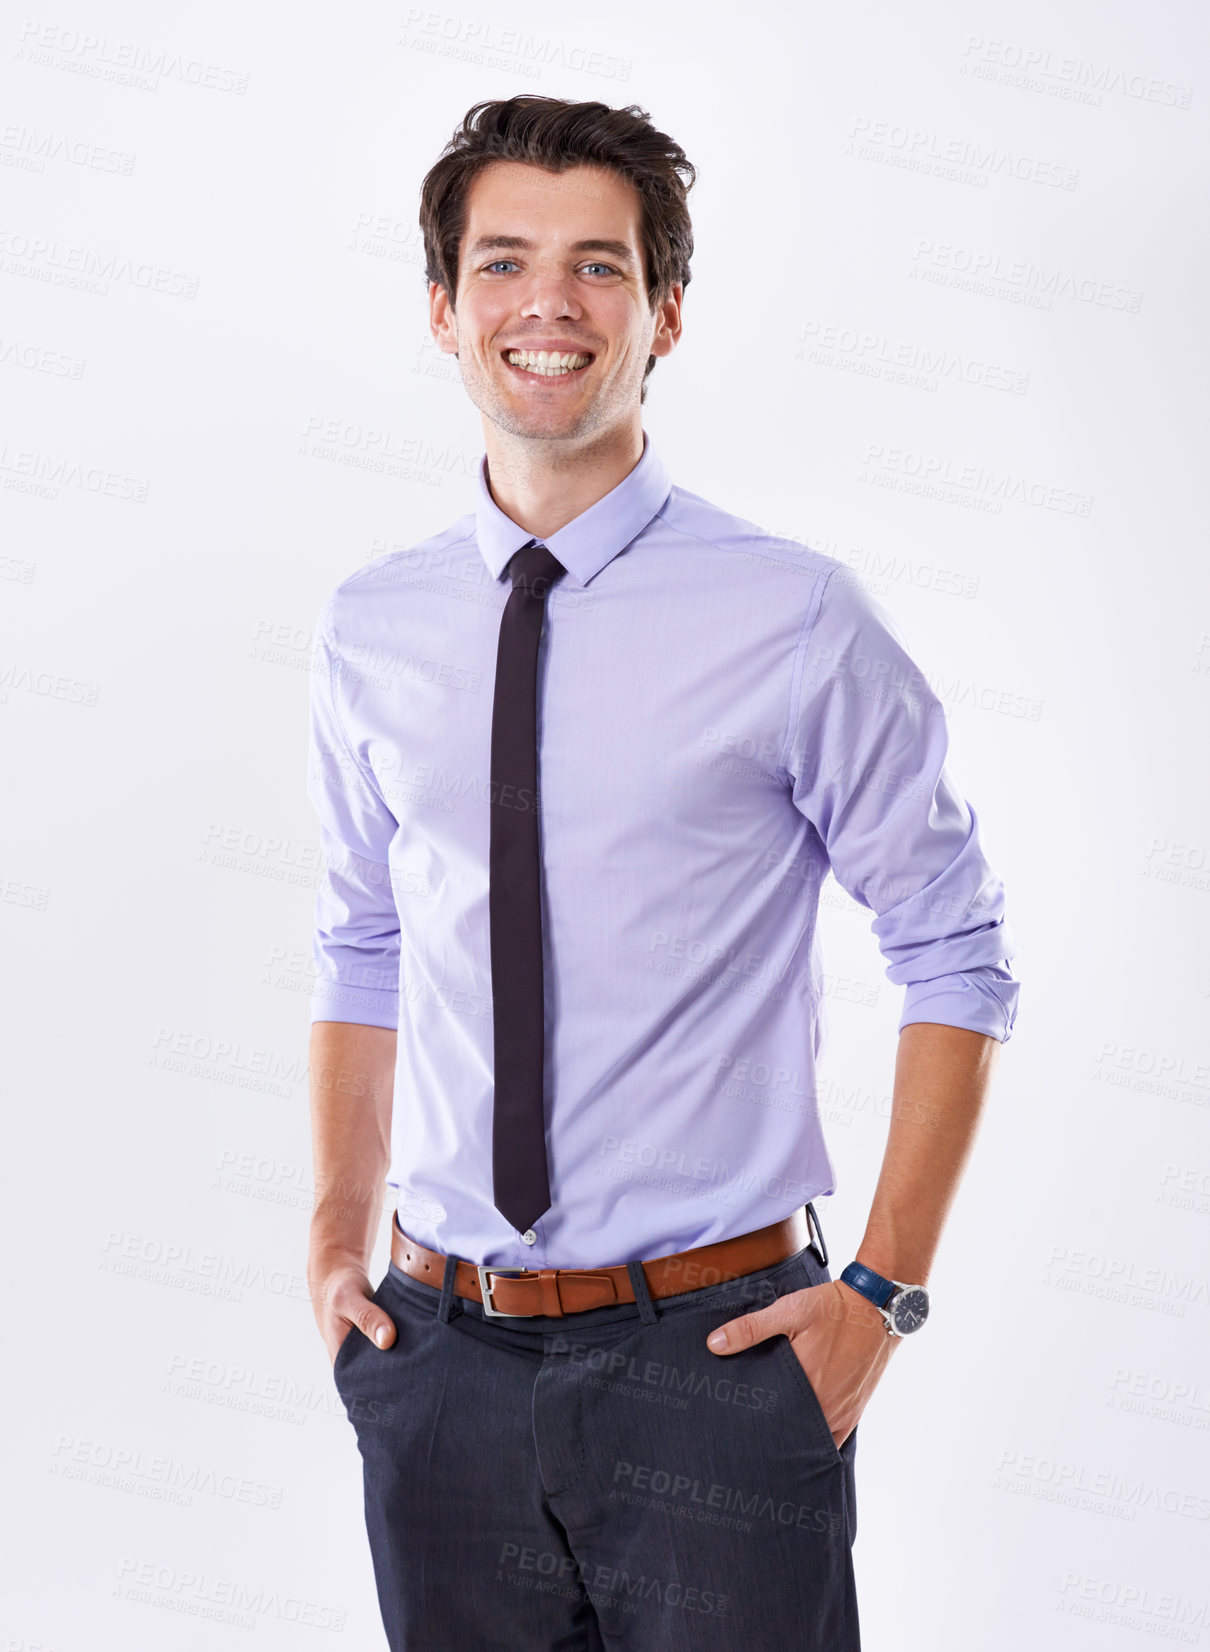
[489,539,567,1233]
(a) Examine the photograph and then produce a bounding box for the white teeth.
[505,349,592,376]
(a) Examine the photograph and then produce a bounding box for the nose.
[520,273,582,323]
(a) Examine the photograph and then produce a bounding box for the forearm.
[853,1020,1002,1286]
[308,1020,397,1272]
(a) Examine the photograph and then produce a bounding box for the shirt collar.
[474,430,672,589]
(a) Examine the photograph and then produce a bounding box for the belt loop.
[626,1259,659,1324]
[438,1252,462,1324]
[805,1202,828,1269]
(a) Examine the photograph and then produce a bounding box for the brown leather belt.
[390,1203,825,1319]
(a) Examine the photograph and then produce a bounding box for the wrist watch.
[839,1261,930,1337]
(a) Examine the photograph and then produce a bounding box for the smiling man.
[306,96,1019,1652]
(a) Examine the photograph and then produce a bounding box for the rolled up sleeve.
[784,567,1020,1042]
[305,596,401,1029]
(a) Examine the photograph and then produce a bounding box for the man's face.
[430,160,680,444]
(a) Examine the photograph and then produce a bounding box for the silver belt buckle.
[805,1201,828,1268]
[477,1265,532,1318]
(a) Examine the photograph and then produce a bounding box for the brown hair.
[419,96,696,399]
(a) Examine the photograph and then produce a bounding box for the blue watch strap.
[839,1261,897,1309]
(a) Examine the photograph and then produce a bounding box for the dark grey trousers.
[334,1216,860,1650]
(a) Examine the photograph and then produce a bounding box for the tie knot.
[508,540,566,599]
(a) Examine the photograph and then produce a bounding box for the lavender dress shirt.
[306,432,1019,1268]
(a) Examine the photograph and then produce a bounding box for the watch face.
[890,1287,930,1334]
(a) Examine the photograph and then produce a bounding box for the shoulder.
[654,482,851,599]
[654,478,930,685]
[318,514,478,651]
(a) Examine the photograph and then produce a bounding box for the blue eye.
[481,260,617,277]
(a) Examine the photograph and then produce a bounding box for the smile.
[503,349,594,378]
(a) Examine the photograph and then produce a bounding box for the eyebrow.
[466,235,636,267]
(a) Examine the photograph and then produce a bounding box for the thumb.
[706,1293,802,1356]
[362,1307,397,1350]
[344,1296,397,1351]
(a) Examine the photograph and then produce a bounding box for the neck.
[482,420,645,541]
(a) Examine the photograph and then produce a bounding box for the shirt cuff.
[309,978,399,1030]
[898,965,1019,1043]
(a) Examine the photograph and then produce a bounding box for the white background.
[3,2,1208,1648]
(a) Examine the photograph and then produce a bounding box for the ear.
[430,281,459,356]
[650,281,684,360]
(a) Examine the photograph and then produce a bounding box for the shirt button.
[520,1229,537,1246]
